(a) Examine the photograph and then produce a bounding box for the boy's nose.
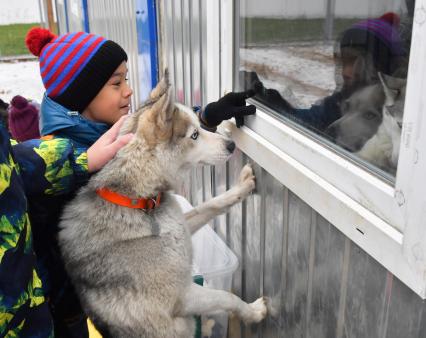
[124,83,133,97]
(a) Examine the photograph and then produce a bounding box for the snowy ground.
[0,60,44,104]
[240,42,338,108]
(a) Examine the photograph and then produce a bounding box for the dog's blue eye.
[191,130,199,140]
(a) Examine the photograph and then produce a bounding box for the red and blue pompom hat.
[26,27,128,112]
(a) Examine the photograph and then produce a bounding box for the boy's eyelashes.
[112,78,129,86]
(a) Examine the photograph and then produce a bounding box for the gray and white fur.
[58,70,267,338]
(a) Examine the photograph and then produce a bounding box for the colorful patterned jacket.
[29,95,109,336]
[0,124,88,337]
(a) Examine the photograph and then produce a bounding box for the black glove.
[201,90,256,128]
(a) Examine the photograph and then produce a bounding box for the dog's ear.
[150,68,170,102]
[153,85,174,132]
[138,75,175,144]
[378,72,402,106]
[152,69,174,131]
[120,69,172,137]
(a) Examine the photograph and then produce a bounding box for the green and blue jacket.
[0,124,88,337]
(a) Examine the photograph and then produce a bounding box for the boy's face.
[82,61,133,125]
[341,58,355,87]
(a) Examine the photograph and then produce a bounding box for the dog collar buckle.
[147,198,157,209]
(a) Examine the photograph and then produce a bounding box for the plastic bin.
[174,194,239,338]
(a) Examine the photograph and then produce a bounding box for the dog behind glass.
[326,73,406,174]
[58,69,267,337]
[355,73,406,174]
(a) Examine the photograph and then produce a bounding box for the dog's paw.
[241,297,267,324]
[201,318,215,337]
[237,164,256,195]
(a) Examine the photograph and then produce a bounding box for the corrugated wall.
[86,0,141,111]
[161,1,426,337]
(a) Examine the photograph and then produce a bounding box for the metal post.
[45,0,56,33]
[38,0,46,27]
[82,0,90,32]
[324,0,336,42]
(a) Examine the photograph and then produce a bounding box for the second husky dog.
[355,73,406,174]
[326,73,406,174]
[58,71,267,337]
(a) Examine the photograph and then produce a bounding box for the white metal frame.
[216,0,426,297]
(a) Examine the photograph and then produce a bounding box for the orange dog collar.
[96,188,162,210]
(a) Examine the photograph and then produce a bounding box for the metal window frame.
[220,0,426,298]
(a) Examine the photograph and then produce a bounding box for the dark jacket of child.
[0,123,88,337]
[27,94,110,337]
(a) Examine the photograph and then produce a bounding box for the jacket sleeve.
[291,92,343,131]
[12,138,89,197]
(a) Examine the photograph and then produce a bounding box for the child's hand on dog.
[87,115,134,172]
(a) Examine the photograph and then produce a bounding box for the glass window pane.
[239,0,414,179]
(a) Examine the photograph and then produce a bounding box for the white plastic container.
[174,194,239,338]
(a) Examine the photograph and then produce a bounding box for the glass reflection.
[239,0,414,176]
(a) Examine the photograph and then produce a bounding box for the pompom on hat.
[25,27,57,56]
[340,12,405,74]
[26,27,128,112]
[8,95,41,142]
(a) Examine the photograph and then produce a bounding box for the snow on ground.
[0,60,44,104]
[240,42,338,108]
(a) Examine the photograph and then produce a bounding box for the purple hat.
[8,95,41,142]
[340,12,405,74]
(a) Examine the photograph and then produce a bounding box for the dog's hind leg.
[184,164,255,234]
[179,283,267,324]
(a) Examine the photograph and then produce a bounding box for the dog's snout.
[226,141,236,153]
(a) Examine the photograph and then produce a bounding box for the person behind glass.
[24,27,256,337]
[246,12,407,133]
[0,117,132,337]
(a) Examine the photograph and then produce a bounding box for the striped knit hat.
[26,27,128,112]
[340,12,405,74]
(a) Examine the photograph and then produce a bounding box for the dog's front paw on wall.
[237,164,256,197]
[201,318,215,337]
[241,297,268,324]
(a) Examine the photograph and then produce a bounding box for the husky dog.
[58,70,267,338]
[325,82,385,153]
[355,73,406,174]
[326,73,406,174]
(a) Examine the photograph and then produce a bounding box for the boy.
[25,27,256,337]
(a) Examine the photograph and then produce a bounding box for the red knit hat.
[26,27,127,112]
[8,95,41,142]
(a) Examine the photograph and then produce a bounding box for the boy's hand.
[87,116,133,172]
[201,90,256,128]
